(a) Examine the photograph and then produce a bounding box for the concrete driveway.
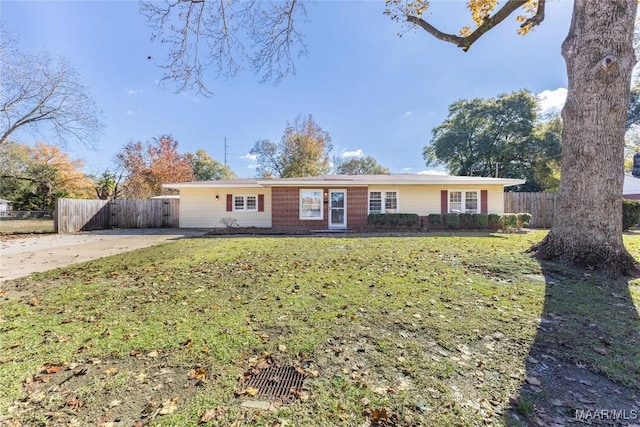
[0,228,208,283]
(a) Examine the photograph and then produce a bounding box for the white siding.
[624,174,640,196]
[485,185,506,214]
[367,184,507,215]
[179,187,272,228]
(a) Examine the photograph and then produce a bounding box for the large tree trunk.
[535,0,639,276]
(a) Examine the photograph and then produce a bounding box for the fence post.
[54,199,60,233]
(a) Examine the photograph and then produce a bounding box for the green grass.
[0,231,639,426]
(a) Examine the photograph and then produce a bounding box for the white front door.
[329,190,346,229]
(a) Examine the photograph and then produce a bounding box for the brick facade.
[271,186,370,232]
[345,187,369,230]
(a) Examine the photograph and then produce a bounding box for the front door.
[329,190,346,229]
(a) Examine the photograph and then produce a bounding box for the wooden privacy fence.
[55,198,179,233]
[504,192,557,228]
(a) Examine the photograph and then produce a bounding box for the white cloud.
[537,88,567,116]
[240,153,258,161]
[341,149,363,158]
[125,108,144,116]
[404,111,413,116]
[127,89,143,96]
[402,167,412,172]
[417,169,449,176]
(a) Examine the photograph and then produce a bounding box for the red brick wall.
[271,186,371,232]
[346,187,369,230]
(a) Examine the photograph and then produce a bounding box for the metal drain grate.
[243,366,306,401]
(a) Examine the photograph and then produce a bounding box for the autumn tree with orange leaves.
[28,142,95,202]
[250,114,332,179]
[116,135,193,199]
[0,141,94,210]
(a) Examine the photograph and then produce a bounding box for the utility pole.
[224,137,228,166]
[495,162,499,178]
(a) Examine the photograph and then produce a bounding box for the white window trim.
[448,190,480,214]
[299,189,323,220]
[233,194,258,212]
[368,189,400,214]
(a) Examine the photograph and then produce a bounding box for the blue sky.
[2,0,571,178]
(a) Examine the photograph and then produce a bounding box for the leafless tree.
[139,0,309,96]
[0,25,104,146]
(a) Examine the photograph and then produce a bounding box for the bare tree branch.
[405,0,545,52]
[0,175,39,183]
[521,0,546,30]
[140,0,308,96]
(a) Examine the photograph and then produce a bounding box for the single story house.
[163,174,525,232]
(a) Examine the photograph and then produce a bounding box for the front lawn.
[0,218,54,237]
[1,231,639,426]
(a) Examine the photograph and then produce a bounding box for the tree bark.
[534,0,639,276]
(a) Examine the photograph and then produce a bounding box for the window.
[465,192,478,213]
[369,191,382,214]
[369,190,398,214]
[449,191,462,212]
[449,190,478,213]
[300,190,323,219]
[385,191,397,212]
[233,195,258,211]
[246,196,257,211]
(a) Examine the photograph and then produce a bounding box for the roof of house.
[151,195,180,199]
[163,174,525,190]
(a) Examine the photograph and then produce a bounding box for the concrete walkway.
[0,229,208,283]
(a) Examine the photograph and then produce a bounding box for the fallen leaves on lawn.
[525,376,541,386]
[188,366,207,380]
[593,347,608,356]
[200,406,228,423]
[159,397,179,415]
[42,364,64,374]
[255,354,275,370]
[245,387,259,397]
[369,407,399,426]
[66,397,84,411]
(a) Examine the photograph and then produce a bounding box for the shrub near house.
[378,212,531,231]
[623,200,640,231]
